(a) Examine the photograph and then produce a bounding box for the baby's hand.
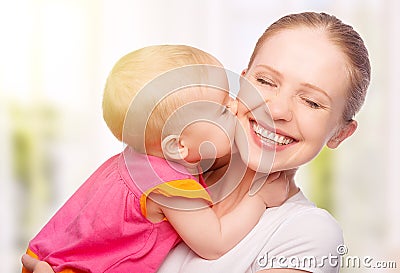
[21,254,54,273]
[254,171,290,207]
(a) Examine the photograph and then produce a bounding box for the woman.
[22,11,370,273]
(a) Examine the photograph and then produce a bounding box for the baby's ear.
[161,135,188,160]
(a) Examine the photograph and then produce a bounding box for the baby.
[22,45,285,273]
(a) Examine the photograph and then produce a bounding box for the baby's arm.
[159,193,264,259]
[157,172,289,260]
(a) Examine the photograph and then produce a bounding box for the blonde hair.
[102,45,222,147]
[248,12,371,122]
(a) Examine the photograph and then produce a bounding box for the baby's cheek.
[220,119,236,145]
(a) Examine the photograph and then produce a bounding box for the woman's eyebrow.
[301,82,332,102]
[254,64,282,78]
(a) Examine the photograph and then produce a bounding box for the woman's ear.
[161,135,188,160]
[327,120,358,149]
[241,69,247,76]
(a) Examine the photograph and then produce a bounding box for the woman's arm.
[158,171,289,260]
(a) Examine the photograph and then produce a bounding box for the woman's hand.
[253,168,297,207]
[21,254,54,273]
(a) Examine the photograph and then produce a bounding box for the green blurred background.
[1,0,399,272]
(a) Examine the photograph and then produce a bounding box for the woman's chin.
[243,151,274,174]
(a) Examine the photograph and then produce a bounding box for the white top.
[157,190,343,273]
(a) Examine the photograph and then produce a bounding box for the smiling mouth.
[250,120,295,146]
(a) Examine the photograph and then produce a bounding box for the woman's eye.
[256,78,276,87]
[304,99,321,109]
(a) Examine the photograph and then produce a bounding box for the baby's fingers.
[22,254,54,273]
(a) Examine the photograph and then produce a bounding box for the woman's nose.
[265,92,293,121]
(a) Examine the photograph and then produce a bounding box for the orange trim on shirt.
[140,179,212,217]
[26,248,39,259]
[58,269,84,273]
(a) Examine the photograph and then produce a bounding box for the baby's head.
[103,45,236,163]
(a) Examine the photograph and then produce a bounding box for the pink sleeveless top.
[27,148,211,273]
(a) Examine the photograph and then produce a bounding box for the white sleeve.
[253,208,344,273]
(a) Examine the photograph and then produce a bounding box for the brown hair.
[248,12,370,122]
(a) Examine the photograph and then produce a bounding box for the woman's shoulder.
[252,190,343,272]
[270,201,343,247]
[277,190,341,229]
[260,190,343,246]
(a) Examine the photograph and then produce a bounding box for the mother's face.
[235,27,357,172]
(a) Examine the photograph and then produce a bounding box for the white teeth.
[251,121,294,146]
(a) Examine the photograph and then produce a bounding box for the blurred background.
[1,0,399,272]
